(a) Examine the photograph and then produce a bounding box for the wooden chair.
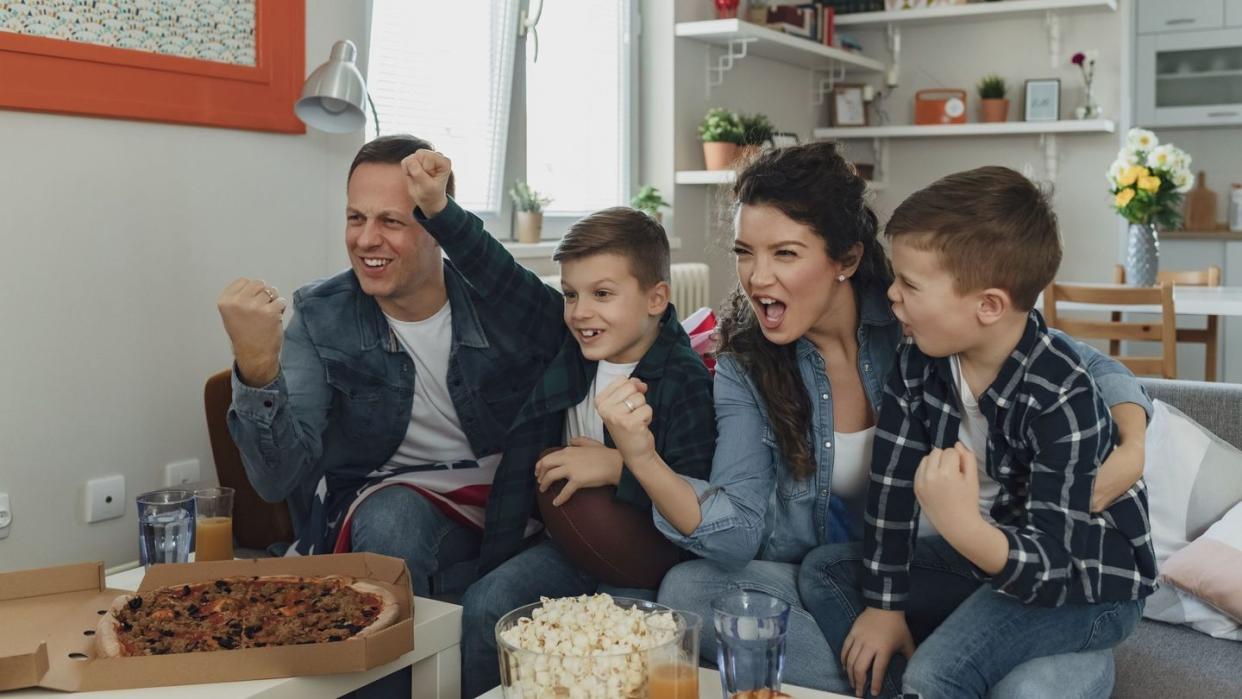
[204,369,295,550]
[1043,281,1178,379]
[1112,265,1222,381]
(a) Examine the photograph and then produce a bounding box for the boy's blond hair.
[553,208,671,289]
[884,166,1060,311]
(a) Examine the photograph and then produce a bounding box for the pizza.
[95,575,399,657]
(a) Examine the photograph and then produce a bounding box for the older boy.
[400,151,715,697]
[800,167,1157,698]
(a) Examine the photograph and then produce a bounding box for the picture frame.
[0,1,305,133]
[1023,79,1061,122]
[770,131,801,148]
[831,84,868,127]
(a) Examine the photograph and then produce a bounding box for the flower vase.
[1125,222,1159,286]
[1075,84,1101,120]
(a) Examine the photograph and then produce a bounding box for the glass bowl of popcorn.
[495,593,688,699]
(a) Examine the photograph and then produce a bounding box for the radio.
[914,89,968,125]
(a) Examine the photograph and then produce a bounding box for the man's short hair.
[348,134,456,198]
[884,166,1060,311]
[553,208,671,290]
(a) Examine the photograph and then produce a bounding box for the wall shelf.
[834,0,1117,28]
[813,119,1116,140]
[675,169,887,190]
[813,120,1115,184]
[675,19,883,94]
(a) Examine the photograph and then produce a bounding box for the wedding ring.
[264,287,276,302]
[624,398,636,412]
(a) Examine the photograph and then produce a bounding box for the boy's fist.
[400,149,452,218]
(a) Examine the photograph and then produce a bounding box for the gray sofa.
[1113,379,1242,698]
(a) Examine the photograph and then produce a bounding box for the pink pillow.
[1160,501,1242,624]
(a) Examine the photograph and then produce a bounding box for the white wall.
[0,0,368,572]
[666,0,1138,305]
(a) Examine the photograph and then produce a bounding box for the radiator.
[539,263,710,321]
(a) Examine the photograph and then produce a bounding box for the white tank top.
[831,426,876,498]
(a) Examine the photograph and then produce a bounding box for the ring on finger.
[264,287,276,302]
[624,398,636,412]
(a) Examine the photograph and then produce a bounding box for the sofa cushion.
[1162,501,1242,626]
[1113,619,1242,698]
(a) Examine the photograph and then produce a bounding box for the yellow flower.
[1115,188,1136,207]
[1138,175,1162,193]
[1117,165,1148,187]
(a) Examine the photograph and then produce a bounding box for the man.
[217,135,562,598]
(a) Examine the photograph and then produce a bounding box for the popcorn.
[498,594,680,699]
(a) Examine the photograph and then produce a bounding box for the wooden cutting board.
[1183,170,1217,230]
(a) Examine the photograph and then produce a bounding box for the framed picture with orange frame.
[0,0,305,133]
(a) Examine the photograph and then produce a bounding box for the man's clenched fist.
[217,278,286,387]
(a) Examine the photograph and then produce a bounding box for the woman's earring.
[837,274,847,282]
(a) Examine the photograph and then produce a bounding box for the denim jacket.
[227,258,561,540]
[654,283,1152,571]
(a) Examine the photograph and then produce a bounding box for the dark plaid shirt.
[420,200,716,575]
[864,311,1158,609]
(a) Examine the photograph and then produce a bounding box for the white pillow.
[1141,400,1242,638]
[1161,501,1242,626]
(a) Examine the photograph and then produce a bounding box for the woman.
[644,143,1149,694]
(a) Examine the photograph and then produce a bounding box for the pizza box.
[0,553,414,692]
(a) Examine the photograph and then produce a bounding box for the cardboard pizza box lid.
[0,553,414,692]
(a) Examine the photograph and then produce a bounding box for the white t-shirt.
[564,360,639,443]
[383,303,476,467]
[830,427,875,499]
[919,354,1003,537]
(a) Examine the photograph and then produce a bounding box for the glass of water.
[136,489,195,568]
[712,591,791,697]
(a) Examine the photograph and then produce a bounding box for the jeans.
[798,539,1143,699]
[658,559,851,694]
[459,539,655,698]
[349,486,481,598]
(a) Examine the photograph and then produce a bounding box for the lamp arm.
[366,90,380,139]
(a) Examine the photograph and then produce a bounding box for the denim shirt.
[653,283,1152,571]
[227,263,558,539]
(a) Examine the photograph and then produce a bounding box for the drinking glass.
[648,610,701,699]
[193,487,235,562]
[136,489,194,568]
[712,591,790,697]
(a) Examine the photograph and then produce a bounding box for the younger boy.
[802,166,1157,698]
[400,151,716,698]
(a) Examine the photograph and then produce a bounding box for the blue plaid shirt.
[864,311,1158,609]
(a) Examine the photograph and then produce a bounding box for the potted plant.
[739,112,775,160]
[977,74,1008,123]
[1107,128,1194,285]
[698,107,744,171]
[631,185,670,223]
[510,180,552,244]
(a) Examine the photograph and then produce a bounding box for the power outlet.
[84,475,126,523]
[163,459,201,487]
[0,492,11,540]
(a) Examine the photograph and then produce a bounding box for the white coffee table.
[478,667,851,698]
[10,564,463,698]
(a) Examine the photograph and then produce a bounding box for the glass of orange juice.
[647,610,701,699]
[193,487,235,562]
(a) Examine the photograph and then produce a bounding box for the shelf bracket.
[886,24,901,64]
[814,63,847,106]
[1045,11,1061,70]
[873,137,889,188]
[1040,133,1059,184]
[707,38,755,95]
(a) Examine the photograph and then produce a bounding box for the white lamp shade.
[295,40,368,133]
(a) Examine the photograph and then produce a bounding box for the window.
[366,0,635,238]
